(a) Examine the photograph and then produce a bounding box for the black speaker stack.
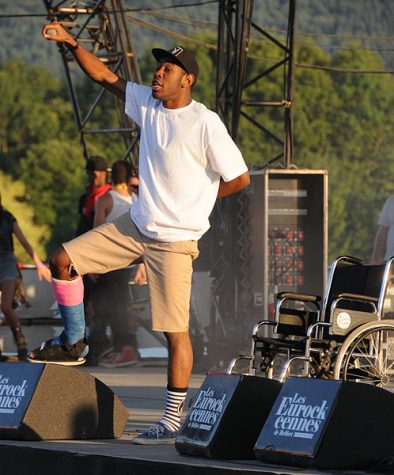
[176,373,394,470]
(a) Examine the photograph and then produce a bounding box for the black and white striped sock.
[160,386,187,432]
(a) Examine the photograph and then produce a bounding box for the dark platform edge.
[0,443,320,475]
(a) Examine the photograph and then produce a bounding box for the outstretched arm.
[217,171,250,199]
[42,21,126,100]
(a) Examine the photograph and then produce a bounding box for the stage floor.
[0,361,370,475]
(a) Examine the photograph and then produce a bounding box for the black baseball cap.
[152,46,199,79]
[86,156,108,172]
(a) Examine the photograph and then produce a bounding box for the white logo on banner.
[187,386,226,431]
[171,46,184,57]
[273,392,329,439]
[0,375,28,414]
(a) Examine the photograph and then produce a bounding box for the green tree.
[19,139,86,254]
[0,171,49,261]
[295,46,394,259]
[0,59,74,175]
[0,60,92,254]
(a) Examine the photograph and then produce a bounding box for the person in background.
[91,160,146,367]
[0,192,51,359]
[30,21,250,446]
[75,156,111,237]
[75,156,112,359]
[12,266,31,309]
[371,195,394,264]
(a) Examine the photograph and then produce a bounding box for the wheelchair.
[227,255,394,389]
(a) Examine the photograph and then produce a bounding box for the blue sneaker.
[132,422,178,445]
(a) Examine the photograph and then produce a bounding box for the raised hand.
[42,21,76,47]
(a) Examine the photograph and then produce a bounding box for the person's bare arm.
[12,223,51,281]
[93,193,113,227]
[371,225,389,264]
[217,171,250,199]
[42,21,126,100]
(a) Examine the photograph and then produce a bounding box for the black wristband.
[66,41,79,52]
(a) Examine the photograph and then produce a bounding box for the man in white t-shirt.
[28,21,250,445]
[371,195,394,263]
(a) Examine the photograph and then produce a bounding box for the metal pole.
[284,0,296,168]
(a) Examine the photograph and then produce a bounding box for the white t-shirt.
[378,195,394,260]
[125,82,248,242]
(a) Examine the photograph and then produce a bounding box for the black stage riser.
[0,362,128,440]
[176,373,282,459]
[255,377,394,470]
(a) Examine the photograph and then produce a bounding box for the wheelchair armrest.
[306,321,331,337]
[252,320,276,337]
[276,292,321,304]
[334,292,378,304]
[226,355,253,375]
[331,293,378,318]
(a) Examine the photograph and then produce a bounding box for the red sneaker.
[98,345,138,368]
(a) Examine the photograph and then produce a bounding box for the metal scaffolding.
[210,0,297,359]
[42,0,141,166]
[216,0,296,167]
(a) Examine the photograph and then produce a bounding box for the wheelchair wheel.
[333,320,394,389]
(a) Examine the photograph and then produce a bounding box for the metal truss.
[42,0,141,165]
[216,0,296,167]
[211,0,297,353]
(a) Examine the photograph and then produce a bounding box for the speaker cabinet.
[176,373,281,459]
[255,377,394,470]
[247,170,327,323]
[0,362,128,440]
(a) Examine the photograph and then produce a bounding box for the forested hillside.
[0,0,392,72]
[0,0,393,263]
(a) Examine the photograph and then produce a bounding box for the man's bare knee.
[49,246,73,280]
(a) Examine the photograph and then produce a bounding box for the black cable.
[248,54,394,74]
[0,13,54,18]
[265,27,394,42]
[253,33,394,52]
[137,0,218,11]
[0,1,219,19]
[134,9,217,27]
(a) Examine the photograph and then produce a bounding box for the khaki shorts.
[63,213,199,332]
